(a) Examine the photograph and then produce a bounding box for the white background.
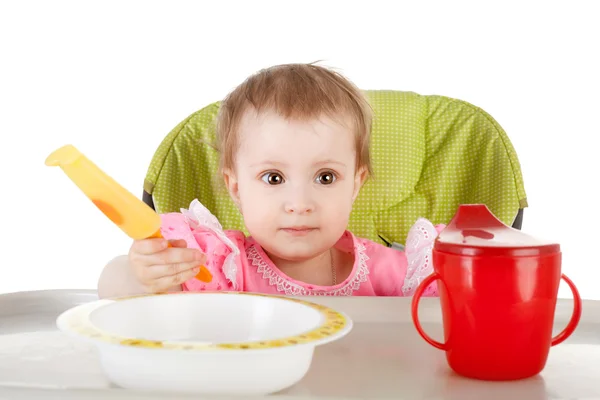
[1,1,598,299]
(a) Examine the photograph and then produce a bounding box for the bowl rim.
[56,291,352,351]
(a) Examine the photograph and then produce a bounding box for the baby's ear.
[352,166,368,202]
[222,169,241,207]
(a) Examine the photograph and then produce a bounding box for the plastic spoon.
[45,144,212,283]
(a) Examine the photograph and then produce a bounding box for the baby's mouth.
[280,226,318,236]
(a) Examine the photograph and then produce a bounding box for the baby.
[98,63,443,298]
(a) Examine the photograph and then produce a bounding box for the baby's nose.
[284,185,316,214]
[284,193,316,213]
[284,202,314,214]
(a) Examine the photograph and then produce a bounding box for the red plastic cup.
[411,204,582,380]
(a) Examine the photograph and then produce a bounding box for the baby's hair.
[214,62,373,178]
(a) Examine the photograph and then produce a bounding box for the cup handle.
[411,272,448,350]
[550,273,582,346]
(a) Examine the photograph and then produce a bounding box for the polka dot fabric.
[144,91,527,246]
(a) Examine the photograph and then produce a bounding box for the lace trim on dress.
[247,242,370,296]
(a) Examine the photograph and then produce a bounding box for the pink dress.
[159,199,444,296]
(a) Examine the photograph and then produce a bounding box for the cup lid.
[434,204,560,257]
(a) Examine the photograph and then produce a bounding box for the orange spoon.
[45,144,212,283]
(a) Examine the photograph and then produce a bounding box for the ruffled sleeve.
[401,218,446,296]
[360,218,445,296]
[159,199,246,292]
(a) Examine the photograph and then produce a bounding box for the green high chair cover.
[143,90,527,247]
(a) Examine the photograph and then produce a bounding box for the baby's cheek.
[242,207,275,235]
[324,199,353,227]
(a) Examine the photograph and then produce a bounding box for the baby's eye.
[261,172,284,185]
[316,171,336,185]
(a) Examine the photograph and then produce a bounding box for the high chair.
[141,90,527,248]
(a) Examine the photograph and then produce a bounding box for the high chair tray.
[0,289,598,400]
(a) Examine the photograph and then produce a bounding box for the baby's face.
[224,109,365,262]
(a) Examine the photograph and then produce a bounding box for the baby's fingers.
[147,260,204,280]
[168,239,188,248]
[146,265,202,293]
[155,247,206,266]
[131,238,168,255]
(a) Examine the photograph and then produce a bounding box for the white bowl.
[56,291,352,395]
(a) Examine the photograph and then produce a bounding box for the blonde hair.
[215,63,373,177]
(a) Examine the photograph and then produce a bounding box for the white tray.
[0,290,598,400]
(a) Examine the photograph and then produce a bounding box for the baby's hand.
[128,238,207,293]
